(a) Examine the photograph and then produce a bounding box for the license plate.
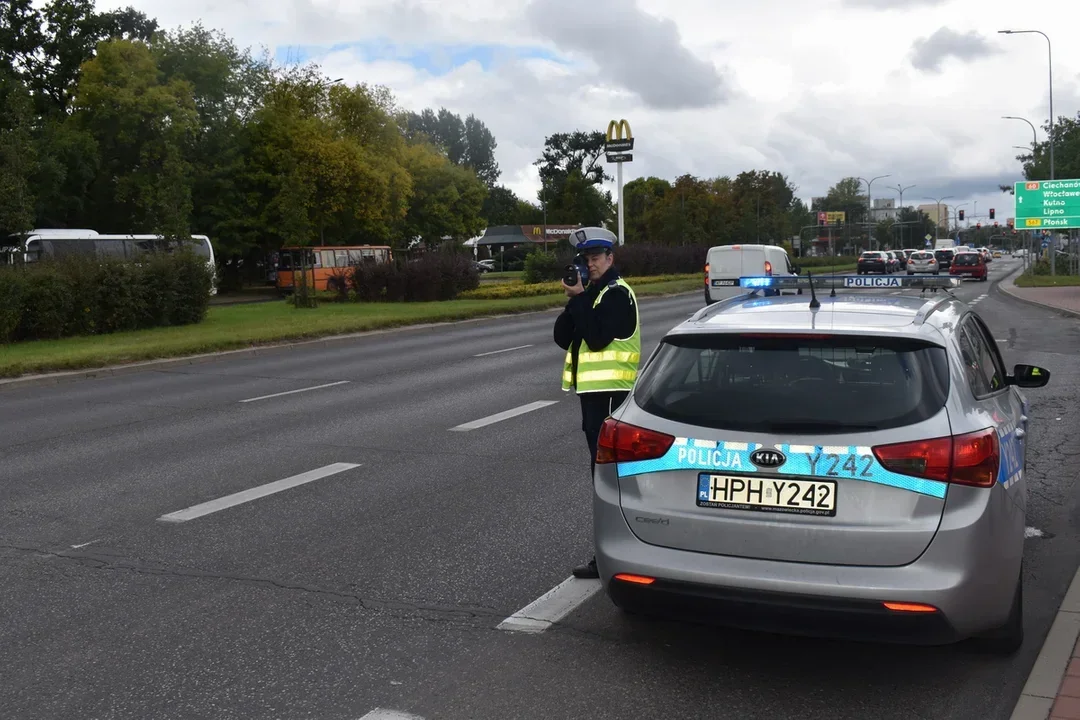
[696,474,836,516]
[712,279,736,286]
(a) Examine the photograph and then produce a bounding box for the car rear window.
[633,334,950,433]
[860,252,882,259]
[954,253,979,265]
[911,252,931,260]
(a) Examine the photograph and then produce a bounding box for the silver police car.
[593,274,1050,653]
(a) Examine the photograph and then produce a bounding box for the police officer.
[553,227,641,579]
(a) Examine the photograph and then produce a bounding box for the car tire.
[972,568,1024,655]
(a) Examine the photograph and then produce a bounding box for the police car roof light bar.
[738,275,961,290]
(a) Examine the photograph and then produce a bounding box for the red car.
[949,251,987,281]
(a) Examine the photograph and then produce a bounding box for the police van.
[705,244,798,304]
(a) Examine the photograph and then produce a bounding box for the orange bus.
[275,245,394,293]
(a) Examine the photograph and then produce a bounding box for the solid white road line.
[239,380,350,403]
[474,344,534,357]
[358,710,425,720]
[158,463,361,523]
[496,575,602,633]
[449,400,559,431]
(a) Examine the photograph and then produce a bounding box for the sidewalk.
[998,269,1080,319]
[1011,567,1080,719]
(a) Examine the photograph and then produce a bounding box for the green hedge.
[348,253,480,302]
[0,252,214,343]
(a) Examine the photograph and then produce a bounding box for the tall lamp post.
[999,29,1057,275]
[925,195,954,241]
[890,183,916,246]
[998,31,1054,180]
[858,174,891,249]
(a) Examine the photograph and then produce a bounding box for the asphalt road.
[3,258,1079,720]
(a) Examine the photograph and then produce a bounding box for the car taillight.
[595,419,675,464]
[872,428,999,488]
[704,262,709,286]
[764,260,773,276]
[950,428,999,486]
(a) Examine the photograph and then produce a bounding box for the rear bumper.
[594,480,1021,644]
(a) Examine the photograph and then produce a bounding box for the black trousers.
[580,390,630,474]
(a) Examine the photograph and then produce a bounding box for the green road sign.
[1014,179,1080,229]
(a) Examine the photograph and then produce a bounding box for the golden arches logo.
[606,119,632,142]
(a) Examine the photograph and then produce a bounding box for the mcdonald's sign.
[605,119,634,159]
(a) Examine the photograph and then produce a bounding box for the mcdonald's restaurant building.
[473,224,582,254]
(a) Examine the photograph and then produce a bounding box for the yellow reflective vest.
[561,278,641,394]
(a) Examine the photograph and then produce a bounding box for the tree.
[534,130,611,189]
[814,177,868,226]
[732,170,798,243]
[72,39,199,235]
[482,185,525,226]
[0,69,37,235]
[401,107,500,186]
[622,176,672,243]
[1015,113,1080,184]
[397,142,488,245]
[34,0,157,116]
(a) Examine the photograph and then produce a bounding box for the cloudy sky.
[101,0,1080,227]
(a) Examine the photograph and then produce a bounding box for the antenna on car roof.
[807,270,820,309]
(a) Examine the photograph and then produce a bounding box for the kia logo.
[750,448,786,468]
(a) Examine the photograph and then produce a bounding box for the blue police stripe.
[617,438,948,499]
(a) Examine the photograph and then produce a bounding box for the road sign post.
[1014,179,1080,276]
[605,119,633,246]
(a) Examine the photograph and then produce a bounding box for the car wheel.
[972,568,1024,654]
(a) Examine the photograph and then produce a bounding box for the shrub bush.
[348,252,480,302]
[611,244,708,277]
[1,251,214,343]
[523,250,566,284]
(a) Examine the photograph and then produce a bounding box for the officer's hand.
[562,275,584,297]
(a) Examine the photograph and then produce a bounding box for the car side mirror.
[1008,364,1050,388]
[792,265,801,275]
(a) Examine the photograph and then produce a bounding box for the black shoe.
[572,557,599,579]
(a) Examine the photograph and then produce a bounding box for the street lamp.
[890,184,916,245]
[924,195,954,238]
[998,31,1054,180]
[858,174,891,248]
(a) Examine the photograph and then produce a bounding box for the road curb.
[0,290,699,392]
[1010,565,1080,720]
[997,268,1080,320]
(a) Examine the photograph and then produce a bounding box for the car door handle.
[1015,428,1026,438]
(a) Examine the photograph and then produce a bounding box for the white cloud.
[98,0,1080,223]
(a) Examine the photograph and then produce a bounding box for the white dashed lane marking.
[449,400,559,431]
[239,380,350,403]
[157,463,361,523]
[497,575,602,633]
[357,710,425,720]
[474,344,534,357]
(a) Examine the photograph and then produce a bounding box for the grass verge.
[0,277,700,379]
[1014,273,1080,288]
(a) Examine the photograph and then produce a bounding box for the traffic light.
[958,210,965,220]
[990,208,995,220]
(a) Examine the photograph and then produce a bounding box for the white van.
[704,244,798,304]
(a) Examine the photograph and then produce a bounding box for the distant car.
[993,251,1002,259]
[907,250,939,275]
[951,251,988,281]
[934,248,956,271]
[704,244,797,304]
[857,251,890,275]
[594,273,1050,654]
